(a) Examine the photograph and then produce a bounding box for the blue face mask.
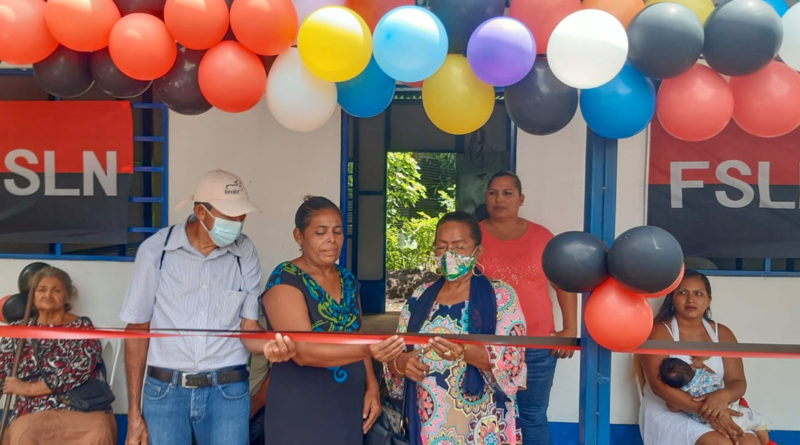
[200,204,243,247]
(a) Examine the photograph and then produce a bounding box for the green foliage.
[386,152,455,271]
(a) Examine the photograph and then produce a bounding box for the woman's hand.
[694,389,733,422]
[2,377,32,396]
[429,337,465,361]
[708,410,745,444]
[368,335,405,363]
[396,351,429,382]
[550,328,577,359]
[362,380,381,434]
[263,333,297,363]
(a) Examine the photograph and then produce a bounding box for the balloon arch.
[1,0,799,139]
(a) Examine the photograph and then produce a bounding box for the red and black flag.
[648,120,800,259]
[0,101,133,244]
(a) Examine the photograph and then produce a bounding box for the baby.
[659,357,775,445]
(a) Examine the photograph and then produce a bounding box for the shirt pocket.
[210,289,247,329]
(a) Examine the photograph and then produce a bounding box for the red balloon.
[230,0,297,56]
[643,264,685,298]
[584,278,653,351]
[0,0,58,65]
[165,0,229,50]
[509,0,580,55]
[345,0,413,32]
[730,60,800,138]
[198,41,266,112]
[45,0,121,52]
[109,13,177,80]
[656,64,733,141]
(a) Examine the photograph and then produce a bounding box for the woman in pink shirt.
[479,171,578,445]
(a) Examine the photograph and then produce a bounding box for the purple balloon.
[466,17,536,87]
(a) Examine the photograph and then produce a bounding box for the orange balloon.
[730,61,800,138]
[656,64,733,142]
[582,0,644,28]
[198,40,266,113]
[44,0,121,52]
[0,0,57,65]
[109,13,177,81]
[230,0,297,56]
[345,0,413,32]
[584,278,653,351]
[165,0,229,50]
[509,0,580,55]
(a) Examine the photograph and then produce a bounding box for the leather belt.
[147,365,248,388]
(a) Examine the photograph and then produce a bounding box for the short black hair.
[436,211,481,246]
[294,196,340,231]
[659,358,695,388]
[487,170,522,194]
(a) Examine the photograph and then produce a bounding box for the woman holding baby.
[638,270,774,445]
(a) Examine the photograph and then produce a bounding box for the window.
[0,69,168,261]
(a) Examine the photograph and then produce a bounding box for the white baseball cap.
[192,169,258,217]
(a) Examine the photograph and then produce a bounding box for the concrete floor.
[362,312,400,333]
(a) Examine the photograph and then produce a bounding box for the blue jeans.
[142,369,250,445]
[517,348,558,445]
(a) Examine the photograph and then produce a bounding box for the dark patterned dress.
[261,261,365,445]
[0,317,106,423]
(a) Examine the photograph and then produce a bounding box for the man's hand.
[125,412,148,445]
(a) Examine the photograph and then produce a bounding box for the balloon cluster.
[542,226,684,351]
[0,262,49,324]
[2,0,800,137]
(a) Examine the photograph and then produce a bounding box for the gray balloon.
[91,48,152,99]
[627,3,704,79]
[153,45,212,115]
[504,56,578,135]
[33,46,94,99]
[704,0,783,76]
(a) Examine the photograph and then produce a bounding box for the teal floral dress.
[261,261,364,445]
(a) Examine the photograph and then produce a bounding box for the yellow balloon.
[297,6,372,82]
[645,0,714,23]
[422,55,495,135]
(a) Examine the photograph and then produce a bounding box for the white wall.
[2,99,798,431]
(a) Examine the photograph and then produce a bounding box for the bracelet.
[455,344,468,361]
[392,356,404,376]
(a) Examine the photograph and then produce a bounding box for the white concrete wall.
[2,100,798,431]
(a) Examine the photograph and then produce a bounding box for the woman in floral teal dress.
[260,196,404,445]
[385,211,528,445]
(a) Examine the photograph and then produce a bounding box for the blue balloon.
[579,64,655,139]
[336,57,396,118]
[372,6,448,83]
[762,0,787,16]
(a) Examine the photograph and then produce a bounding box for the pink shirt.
[480,220,555,335]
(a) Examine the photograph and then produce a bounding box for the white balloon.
[779,4,800,71]
[266,47,338,132]
[547,9,628,89]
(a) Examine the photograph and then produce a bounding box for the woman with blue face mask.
[384,211,528,445]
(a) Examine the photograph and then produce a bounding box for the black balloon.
[429,0,505,54]
[504,56,578,135]
[33,46,94,99]
[627,3,704,79]
[153,45,212,115]
[113,0,164,17]
[703,0,783,76]
[542,231,608,293]
[1,293,35,323]
[17,261,50,294]
[91,48,152,99]
[607,226,684,294]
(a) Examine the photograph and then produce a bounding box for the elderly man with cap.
[120,169,269,445]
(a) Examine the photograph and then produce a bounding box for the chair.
[100,338,122,387]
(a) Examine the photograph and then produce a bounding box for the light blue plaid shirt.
[681,368,723,423]
[120,222,261,372]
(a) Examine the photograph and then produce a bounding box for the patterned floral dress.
[385,280,527,445]
[0,317,106,423]
[261,261,365,445]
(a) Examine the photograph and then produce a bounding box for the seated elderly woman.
[0,266,116,445]
[384,211,527,445]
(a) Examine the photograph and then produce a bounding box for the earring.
[473,261,485,277]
